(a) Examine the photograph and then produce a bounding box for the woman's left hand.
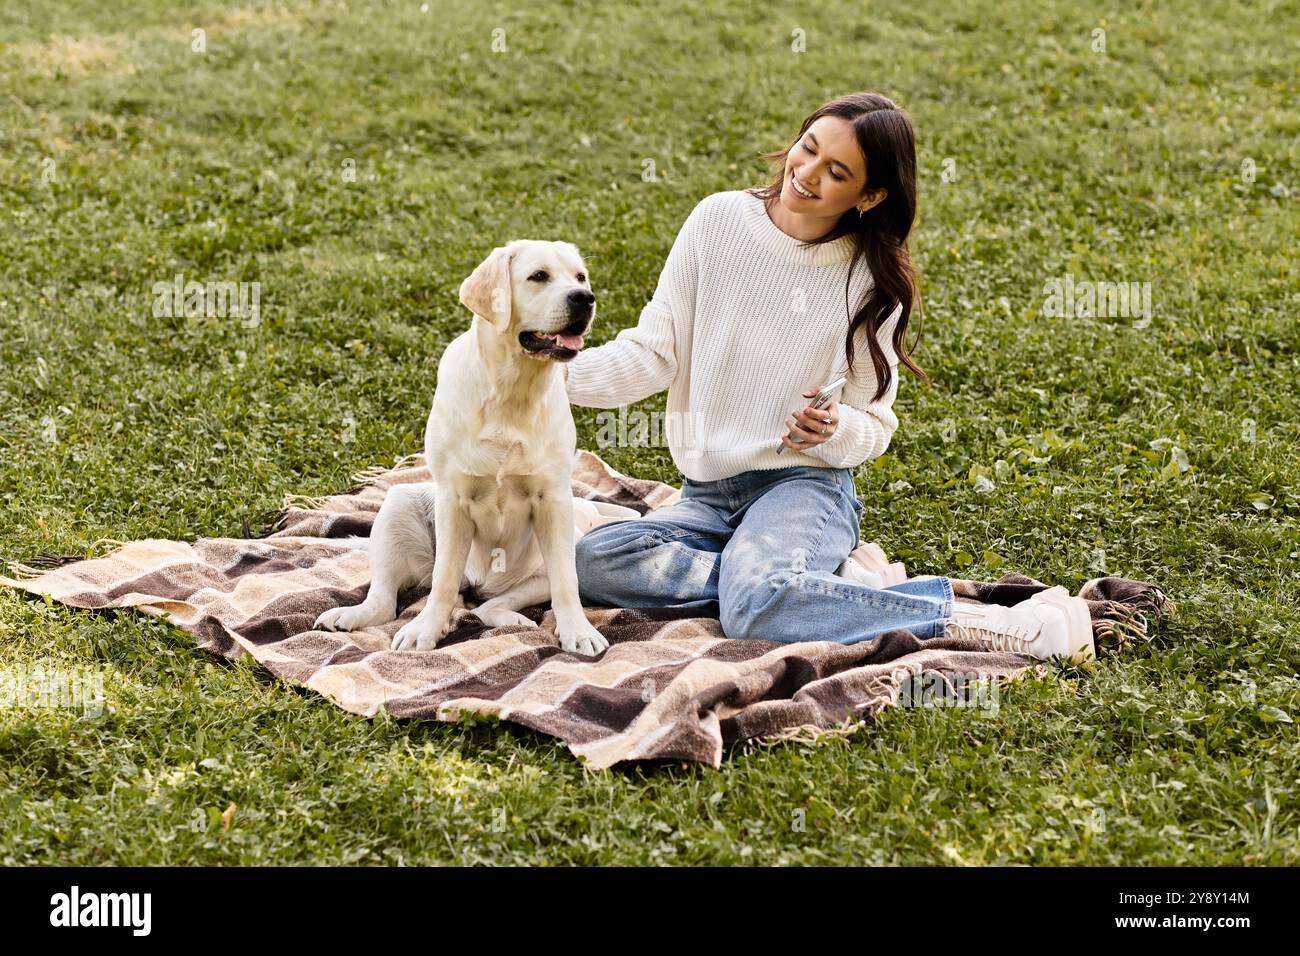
[781,388,838,451]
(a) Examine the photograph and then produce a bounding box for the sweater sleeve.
[806,303,903,469]
[563,201,701,408]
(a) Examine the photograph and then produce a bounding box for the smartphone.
[776,376,847,455]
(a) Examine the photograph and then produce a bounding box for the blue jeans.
[574,465,955,644]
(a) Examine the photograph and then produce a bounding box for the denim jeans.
[573,465,955,644]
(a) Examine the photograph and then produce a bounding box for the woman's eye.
[528,271,549,282]
[830,170,845,182]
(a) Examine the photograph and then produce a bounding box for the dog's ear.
[459,245,513,331]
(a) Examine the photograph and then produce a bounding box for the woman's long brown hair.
[747,92,928,402]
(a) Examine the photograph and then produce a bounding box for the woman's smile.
[789,171,819,199]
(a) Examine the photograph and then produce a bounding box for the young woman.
[564,92,1094,662]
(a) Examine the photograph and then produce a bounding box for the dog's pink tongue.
[556,333,584,350]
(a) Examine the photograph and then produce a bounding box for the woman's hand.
[781,388,838,451]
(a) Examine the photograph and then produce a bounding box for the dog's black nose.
[567,288,595,306]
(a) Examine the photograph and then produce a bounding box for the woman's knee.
[719,567,797,641]
[574,522,661,594]
[574,527,615,581]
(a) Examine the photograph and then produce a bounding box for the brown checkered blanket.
[0,450,1167,769]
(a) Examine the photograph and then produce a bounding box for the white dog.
[314,239,610,656]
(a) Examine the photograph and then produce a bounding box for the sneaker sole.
[883,562,908,586]
[846,545,908,584]
[1036,589,1096,663]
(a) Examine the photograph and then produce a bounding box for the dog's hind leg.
[533,493,610,656]
[315,482,435,632]
[470,573,551,630]
[392,483,475,651]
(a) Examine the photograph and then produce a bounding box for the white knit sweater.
[565,189,902,482]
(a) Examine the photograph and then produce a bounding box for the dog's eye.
[528,270,550,282]
[576,272,587,283]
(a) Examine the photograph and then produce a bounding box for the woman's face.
[778,115,885,217]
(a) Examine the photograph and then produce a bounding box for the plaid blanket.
[0,450,1167,769]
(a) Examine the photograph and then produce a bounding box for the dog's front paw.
[391,610,451,651]
[474,607,536,630]
[557,620,609,656]
[315,604,380,633]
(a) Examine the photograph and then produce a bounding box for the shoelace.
[983,623,1038,653]
[950,610,1043,652]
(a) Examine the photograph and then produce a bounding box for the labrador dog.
[313,239,609,656]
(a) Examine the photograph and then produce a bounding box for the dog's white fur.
[314,239,609,656]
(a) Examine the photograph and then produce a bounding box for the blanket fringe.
[280,491,330,512]
[349,452,424,489]
[733,663,1053,757]
[86,538,127,557]
[4,537,130,578]
[7,555,77,577]
[278,454,426,512]
[347,464,393,488]
[734,714,869,754]
[250,507,288,537]
[1091,592,1173,653]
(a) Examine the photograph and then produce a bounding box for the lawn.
[0,0,1295,865]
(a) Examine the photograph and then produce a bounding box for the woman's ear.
[459,245,513,331]
[857,187,888,214]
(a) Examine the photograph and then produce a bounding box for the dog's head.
[458,239,594,362]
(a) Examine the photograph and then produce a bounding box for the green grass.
[1,0,1296,865]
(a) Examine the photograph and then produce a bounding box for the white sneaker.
[944,587,1095,663]
[571,498,640,536]
[836,560,886,589]
[836,542,907,588]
